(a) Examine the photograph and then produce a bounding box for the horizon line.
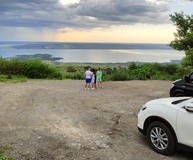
[0,41,170,45]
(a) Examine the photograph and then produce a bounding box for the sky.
[0,0,193,43]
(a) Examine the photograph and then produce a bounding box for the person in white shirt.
[85,67,92,90]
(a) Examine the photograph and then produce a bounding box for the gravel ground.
[0,80,192,160]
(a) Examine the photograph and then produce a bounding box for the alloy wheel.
[150,126,168,150]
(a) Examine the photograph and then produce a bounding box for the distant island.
[5,54,63,61]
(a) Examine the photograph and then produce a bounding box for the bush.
[66,66,77,72]
[0,58,62,79]
[128,62,138,70]
[110,72,127,81]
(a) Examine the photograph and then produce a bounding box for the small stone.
[108,132,113,135]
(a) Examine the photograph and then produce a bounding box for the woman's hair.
[92,68,95,73]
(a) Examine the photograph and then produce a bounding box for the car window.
[171,98,191,105]
[188,72,193,83]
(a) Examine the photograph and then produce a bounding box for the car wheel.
[174,93,184,97]
[147,121,175,155]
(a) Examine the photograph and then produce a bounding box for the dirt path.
[0,80,192,160]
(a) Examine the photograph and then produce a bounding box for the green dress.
[96,71,102,82]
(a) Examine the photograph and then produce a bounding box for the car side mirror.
[184,104,193,112]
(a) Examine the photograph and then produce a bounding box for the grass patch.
[0,147,15,160]
[0,75,28,84]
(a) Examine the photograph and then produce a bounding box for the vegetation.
[0,58,62,80]
[0,148,14,160]
[0,57,192,83]
[169,12,193,67]
[0,154,14,160]
[0,74,28,83]
[50,62,192,81]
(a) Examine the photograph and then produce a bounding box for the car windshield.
[171,98,192,105]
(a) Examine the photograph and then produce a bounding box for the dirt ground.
[0,80,193,160]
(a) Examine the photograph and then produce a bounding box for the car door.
[183,82,193,96]
[176,104,193,147]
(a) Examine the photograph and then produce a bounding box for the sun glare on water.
[59,0,80,5]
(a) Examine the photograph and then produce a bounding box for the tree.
[169,12,193,67]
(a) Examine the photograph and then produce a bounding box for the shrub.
[0,58,62,79]
[111,72,128,81]
[128,62,138,70]
[66,66,77,72]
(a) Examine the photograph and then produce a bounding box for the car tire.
[147,121,176,155]
[174,93,184,97]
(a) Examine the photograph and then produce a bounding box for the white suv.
[138,97,193,155]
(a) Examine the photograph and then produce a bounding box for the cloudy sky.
[0,0,193,43]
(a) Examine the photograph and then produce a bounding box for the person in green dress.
[96,68,102,88]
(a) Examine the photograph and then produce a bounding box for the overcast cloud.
[0,0,172,30]
[0,0,192,42]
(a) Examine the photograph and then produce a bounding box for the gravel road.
[0,80,192,160]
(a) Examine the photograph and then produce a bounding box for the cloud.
[0,0,172,31]
[75,0,169,25]
[0,0,65,28]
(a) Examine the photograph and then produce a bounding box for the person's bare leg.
[97,82,99,88]
[87,83,90,90]
[94,83,96,89]
[86,83,89,89]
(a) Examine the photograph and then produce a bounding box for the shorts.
[96,77,102,82]
[85,78,91,83]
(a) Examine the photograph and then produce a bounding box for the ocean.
[0,41,185,63]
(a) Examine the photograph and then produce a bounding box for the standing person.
[94,68,97,89]
[85,67,92,90]
[96,68,103,88]
[91,68,96,89]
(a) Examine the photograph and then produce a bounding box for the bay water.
[0,42,185,63]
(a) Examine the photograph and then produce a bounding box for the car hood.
[172,78,184,85]
[172,78,182,83]
[145,97,192,108]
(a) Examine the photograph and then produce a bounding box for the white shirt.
[85,70,92,79]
